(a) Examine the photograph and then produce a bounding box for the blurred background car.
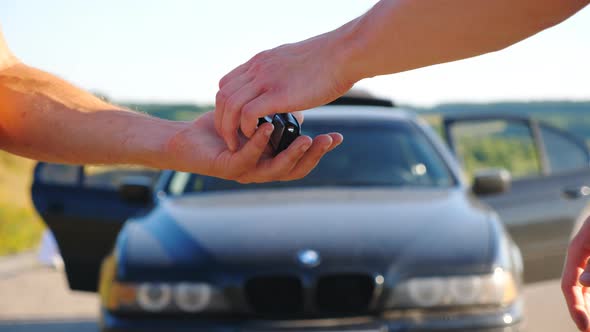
[32,97,526,332]
[443,113,590,282]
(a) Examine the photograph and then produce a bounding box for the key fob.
[258,113,301,155]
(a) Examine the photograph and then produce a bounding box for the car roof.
[303,104,417,123]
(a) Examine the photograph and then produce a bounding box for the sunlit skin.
[215,0,590,329]
[563,216,590,332]
[216,0,590,151]
[0,28,342,183]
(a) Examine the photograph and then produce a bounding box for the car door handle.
[563,186,590,199]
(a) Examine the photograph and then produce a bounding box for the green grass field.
[0,151,44,255]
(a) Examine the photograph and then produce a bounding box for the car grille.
[245,274,375,316]
[316,275,375,313]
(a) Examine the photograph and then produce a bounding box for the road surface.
[0,252,580,332]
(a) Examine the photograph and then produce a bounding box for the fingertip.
[328,132,344,144]
[241,122,258,138]
[298,135,314,148]
[241,110,264,138]
[293,111,304,124]
[261,122,274,137]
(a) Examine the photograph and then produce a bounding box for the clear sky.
[2,1,589,107]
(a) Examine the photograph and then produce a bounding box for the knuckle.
[219,72,235,89]
[216,89,228,105]
[256,78,272,92]
[251,50,269,62]
[561,281,569,293]
[218,77,227,89]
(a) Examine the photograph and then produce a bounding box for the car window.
[38,163,80,186]
[171,119,456,194]
[83,165,160,190]
[450,120,541,180]
[540,126,589,174]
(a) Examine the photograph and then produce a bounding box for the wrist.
[125,116,191,171]
[329,15,375,84]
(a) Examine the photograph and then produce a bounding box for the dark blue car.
[32,97,525,331]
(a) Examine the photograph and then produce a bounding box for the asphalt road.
[0,253,580,332]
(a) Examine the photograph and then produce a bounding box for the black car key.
[258,113,301,155]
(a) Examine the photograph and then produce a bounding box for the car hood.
[118,188,495,281]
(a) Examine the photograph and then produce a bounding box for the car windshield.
[170,119,455,194]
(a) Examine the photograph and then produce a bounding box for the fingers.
[235,136,312,183]
[240,92,284,138]
[293,111,304,125]
[219,61,250,89]
[563,217,590,331]
[284,133,343,181]
[233,132,343,184]
[221,83,263,151]
[562,262,589,331]
[228,122,273,175]
[215,73,254,145]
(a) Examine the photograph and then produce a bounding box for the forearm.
[0,62,184,168]
[337,0,589,81]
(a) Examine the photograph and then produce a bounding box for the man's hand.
[0,62,342,182]
[562,216,590,332]
[214,33,356,151]
[167,111,343,183]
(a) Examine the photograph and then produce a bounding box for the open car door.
[443,114,590,282]
[31,163,161,292]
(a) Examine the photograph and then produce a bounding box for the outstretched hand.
[214,33,356,151]
[562,216,590,332]
[166,111,343,183]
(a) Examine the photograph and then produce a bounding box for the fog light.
[174,283,212,312]
[137,283,172,312]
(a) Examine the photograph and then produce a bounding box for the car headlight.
[103,280,229,313]
[174,282,212,312]
[100,256,229,314]
[387,268,518,308]
[137,283,173,312]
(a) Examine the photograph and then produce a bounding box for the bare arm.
[345,0,589,80]
[215,0,589,150]
[0,29,342,182]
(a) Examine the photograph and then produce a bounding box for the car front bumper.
[101,300,523,332]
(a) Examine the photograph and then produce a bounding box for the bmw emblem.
[297,249,320,268]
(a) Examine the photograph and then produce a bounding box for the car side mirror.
[118,176,153,205]
[472,169,511,196]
